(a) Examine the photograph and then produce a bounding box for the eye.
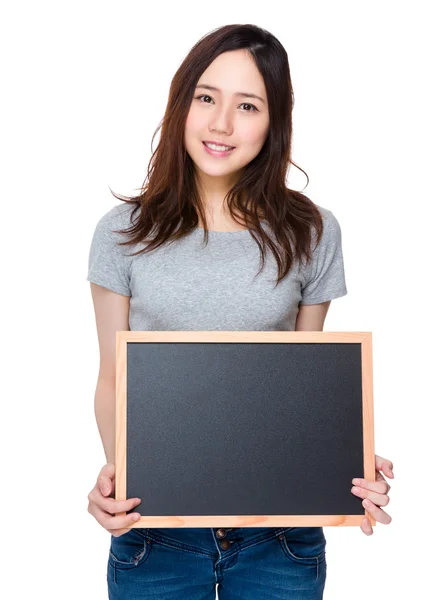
[195,95,258,113]
[239,102,258,113]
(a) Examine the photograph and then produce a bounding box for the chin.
[197,165,239,178]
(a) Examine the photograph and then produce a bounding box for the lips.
[203,140,236,149]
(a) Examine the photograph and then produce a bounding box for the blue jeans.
[107,526,326,599]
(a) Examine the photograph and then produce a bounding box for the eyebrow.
[195,83,265,104]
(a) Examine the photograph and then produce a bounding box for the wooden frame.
[115,331,375,528]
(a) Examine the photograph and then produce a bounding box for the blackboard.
[115,331,375,528]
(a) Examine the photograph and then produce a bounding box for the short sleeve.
[300,208,348,305]
[86,205,132,296]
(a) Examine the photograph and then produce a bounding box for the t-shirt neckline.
[193,221,266,236]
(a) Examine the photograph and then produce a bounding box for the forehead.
[197,50,267,101]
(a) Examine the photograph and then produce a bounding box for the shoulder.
[315,204,341,229]
[94,202,137,236]
[116,201,138,225]
[312,204,343,246]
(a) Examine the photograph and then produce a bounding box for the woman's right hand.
[87,462,142,537]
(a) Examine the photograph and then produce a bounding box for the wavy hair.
[111,23,323,286]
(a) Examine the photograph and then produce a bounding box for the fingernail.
[103,486,110,495]
[134,513,141,520]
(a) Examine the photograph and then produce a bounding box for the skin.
[88,293,394,537]
[88,51,395,537]
[90,451,394,538]
[183,48,270,227]
[351,454,393,535]
[297,308,394,536]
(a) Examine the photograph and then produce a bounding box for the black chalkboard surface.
[115,331,375,528]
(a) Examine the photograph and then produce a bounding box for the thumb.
[101,479,112,496]
[98,462,115,496]
[376,455,394,479]
[384,460,394,479]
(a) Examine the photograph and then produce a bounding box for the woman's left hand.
[351,454,394,535]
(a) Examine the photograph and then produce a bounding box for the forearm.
[94,377,116,464]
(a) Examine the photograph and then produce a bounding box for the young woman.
[86,24,394,600]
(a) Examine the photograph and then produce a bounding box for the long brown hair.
[111,23,323,286]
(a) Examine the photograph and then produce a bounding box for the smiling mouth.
[203,141,236,150]
[202,142,236,156]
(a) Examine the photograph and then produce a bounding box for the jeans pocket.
[277,527,326,566]
[109,527,152,570]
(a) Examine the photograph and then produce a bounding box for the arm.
[295,301,331,331]
[87,282,143,536]
[89,282,130,464]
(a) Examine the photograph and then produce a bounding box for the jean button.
[216,528,227,539]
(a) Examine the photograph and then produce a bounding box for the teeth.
[204,142,233,151]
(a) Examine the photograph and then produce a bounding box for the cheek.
[239,121,269,147]
[185,109,204,136]
[184,115,200,152]
[238,133,267,159]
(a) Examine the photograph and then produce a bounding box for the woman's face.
[184,49,270,183]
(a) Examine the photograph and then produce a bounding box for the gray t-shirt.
[87,202,347,331]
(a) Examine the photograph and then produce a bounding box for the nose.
[209,106,234,137]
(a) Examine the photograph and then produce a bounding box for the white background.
[2,1,431,597]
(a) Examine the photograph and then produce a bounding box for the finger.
[375,472,392,495]
[362,498,392,525]
[99,480,112,497]
[92,503,142,531]
[88,487,142,513]
[351,486,390,507]
[352,476,390,495]
[375,455,394,479]
[99,509,142,531]
[98,463,115,496]
[360,517,373,536]
[375,471,391,493]
[99,495,142,515]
